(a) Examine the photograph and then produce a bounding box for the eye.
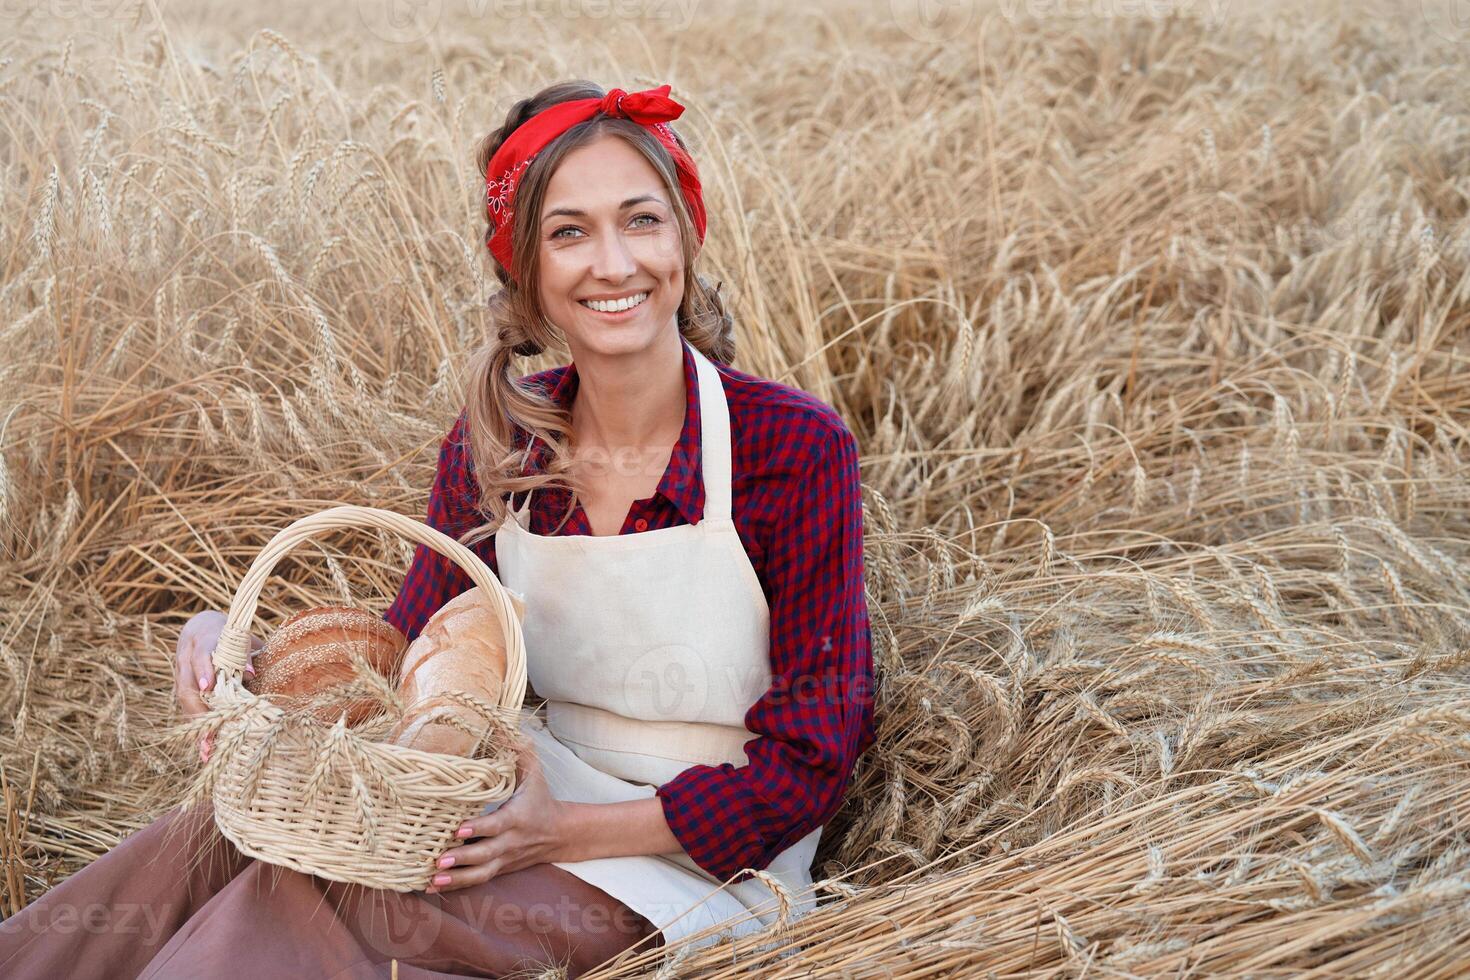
[548,213,661,241]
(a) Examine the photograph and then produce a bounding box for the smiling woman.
[383,78,876,960]
[0,79,874,980]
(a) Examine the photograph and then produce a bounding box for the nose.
[590,226,638,283]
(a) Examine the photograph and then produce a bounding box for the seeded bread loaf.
[245,606,407,724]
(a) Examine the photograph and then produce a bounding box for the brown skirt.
[0,804,663,979]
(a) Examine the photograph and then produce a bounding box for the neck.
[568,330,686,458]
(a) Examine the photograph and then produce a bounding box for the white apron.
[492,338,822,951]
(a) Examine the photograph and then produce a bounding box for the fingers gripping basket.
[201,505,528,892]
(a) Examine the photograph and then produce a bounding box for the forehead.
[542,135,668,210]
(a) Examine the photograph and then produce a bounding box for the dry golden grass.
[3,0,1470,975]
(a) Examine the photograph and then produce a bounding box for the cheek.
[635,227,683,275]
[538,251,581,295]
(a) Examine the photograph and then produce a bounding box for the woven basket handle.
[209,505,527,713]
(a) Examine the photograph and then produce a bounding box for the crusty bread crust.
[389,587,522,755]
[246,606,407,723]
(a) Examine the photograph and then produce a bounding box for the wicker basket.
[200,504,528,892]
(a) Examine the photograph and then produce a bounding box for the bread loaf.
[389,586,523,756]
[245,606,407,724]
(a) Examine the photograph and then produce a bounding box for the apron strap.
[685,339,733,524]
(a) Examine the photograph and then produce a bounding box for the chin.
[565,303,678,352]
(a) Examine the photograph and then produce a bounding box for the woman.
[0,80,875,978]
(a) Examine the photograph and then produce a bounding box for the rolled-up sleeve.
[654,418,876,882]
[383,410,491,643]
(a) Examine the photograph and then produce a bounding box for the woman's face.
[536,133,686,358]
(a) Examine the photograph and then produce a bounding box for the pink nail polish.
[198,675,209,690]
[437,856,454,869]
[456,826,472,838]
[433,873,451,886]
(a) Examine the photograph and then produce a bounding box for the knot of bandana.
[483,83,706,281]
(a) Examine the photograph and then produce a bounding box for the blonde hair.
[459,79,734,546]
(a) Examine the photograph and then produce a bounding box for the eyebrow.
[541,194,666,223]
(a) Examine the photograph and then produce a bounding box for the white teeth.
[580,291,648,313]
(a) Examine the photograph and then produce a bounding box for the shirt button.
[634,518,648,531]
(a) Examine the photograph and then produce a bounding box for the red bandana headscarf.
[483,83,707,282]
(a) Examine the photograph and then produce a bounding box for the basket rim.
[202,503,529,762]
[207,676,528,773]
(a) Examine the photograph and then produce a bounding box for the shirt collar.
[523,339,705,526]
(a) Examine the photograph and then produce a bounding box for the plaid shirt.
[384,341,876,882]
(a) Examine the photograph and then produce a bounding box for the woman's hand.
[426,736,576,893]
[174,610,261,761]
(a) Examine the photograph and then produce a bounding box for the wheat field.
[3,0,1470,975]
